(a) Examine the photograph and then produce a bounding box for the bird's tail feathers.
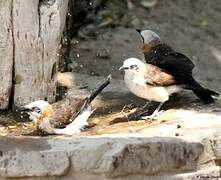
[186,79,219,104]
[87,75,111,104]
[74,75,111,116]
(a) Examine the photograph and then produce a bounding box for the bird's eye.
[130,65,138,70]
[32,106,41,113]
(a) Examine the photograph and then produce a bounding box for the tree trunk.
[0,0,69,109]
[0,0,13,109]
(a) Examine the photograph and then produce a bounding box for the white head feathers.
[24,100,50,121]
[25,100,49,110]
[122,58,144,68]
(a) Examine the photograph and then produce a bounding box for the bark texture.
[0,0,69,109]
[0,0,13,109]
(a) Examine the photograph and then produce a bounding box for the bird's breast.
[124,73,180,102]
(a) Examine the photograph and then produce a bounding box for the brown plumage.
[120,57,181,119]
[49,97,87,128]
[144,63,176,86]
[22,75,111,135]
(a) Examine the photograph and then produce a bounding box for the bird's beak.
[119,66,129,71]
[136,29,141,34]
[119,66,124,70]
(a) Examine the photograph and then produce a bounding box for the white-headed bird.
[119,56,219,119]
[21,75,111,135]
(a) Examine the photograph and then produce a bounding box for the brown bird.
[120,58,182,118]
[21,75,111,135]
[136,29,219,104]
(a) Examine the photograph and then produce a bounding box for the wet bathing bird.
[20,75,111,135]
[119,57,219,119]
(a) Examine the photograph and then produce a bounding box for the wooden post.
[0,0,69,109]
[0,0,13,109]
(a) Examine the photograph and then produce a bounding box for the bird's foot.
[141,110,164,120]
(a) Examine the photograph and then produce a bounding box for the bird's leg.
[133,101,156,117]
[128,101,157,120]
[140,102,151,112]
[141,101,165,119]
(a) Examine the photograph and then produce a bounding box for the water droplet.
[89,2,92,6]
[76,53,80,58]
[72,39,79,44]
[20,115,23,119]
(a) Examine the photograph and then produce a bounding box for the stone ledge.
[0,149,69,177]
[0,134,217,179]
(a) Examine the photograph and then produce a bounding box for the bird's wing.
[50,75,111,128]
[50,97,85,128]
[145,44,195,83]
[159,52,194,74]
[172,52,195,70]
[144,63,176,86]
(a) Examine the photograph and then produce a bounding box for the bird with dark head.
[136,29,161,53]
[20,75,111,135]
[135,29,219,105]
